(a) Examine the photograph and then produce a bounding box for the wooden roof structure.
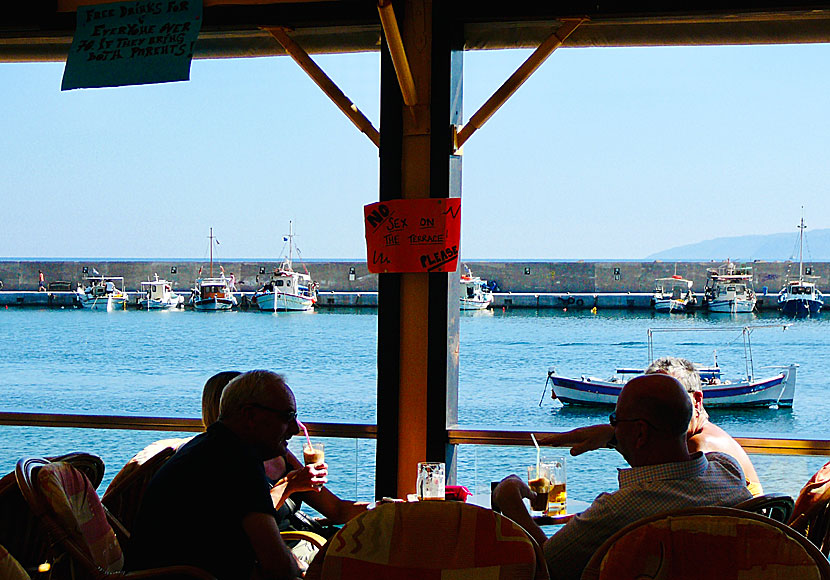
[4,1,830,499]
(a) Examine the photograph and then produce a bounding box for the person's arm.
[491,475,548,547]
[300,486,369,524]
[242,512,302,580]
[538,424,615,456]
[269,463,328,510]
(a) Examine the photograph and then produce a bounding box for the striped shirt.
[543,451,752,580]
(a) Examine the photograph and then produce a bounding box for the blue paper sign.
[61,0,202,90]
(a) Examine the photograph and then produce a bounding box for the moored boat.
[652,275,695,313]
[138,274,184,310]
[778,215,823,317]
[252,222,317,312]
[703,261,756,313]
[190,228,237,312]
[460,266,493,311]
[544,325,797,408]
[76,274,128,311]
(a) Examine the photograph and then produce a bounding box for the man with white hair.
[130,370,302,580]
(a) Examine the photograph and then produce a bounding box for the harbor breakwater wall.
[1,260,824,296]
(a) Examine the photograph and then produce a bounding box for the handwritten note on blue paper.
[61,0,202,90]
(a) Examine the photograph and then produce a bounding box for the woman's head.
[201,371,242,428]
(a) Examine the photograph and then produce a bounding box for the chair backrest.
[305,501,547,580]
[0,543,31,580]
[790,460,830,556]
[16,457,125,577]
[0,453,104,574]
[735,492,795,522]
[582,506,830,580]
[102,441,182,544]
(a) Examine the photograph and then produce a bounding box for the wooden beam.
[266,26,380,148]
[455,18,585,150]
[378,0,418,107]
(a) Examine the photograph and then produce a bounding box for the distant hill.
[647,229,830,261]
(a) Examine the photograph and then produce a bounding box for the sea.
[1,306,828,513]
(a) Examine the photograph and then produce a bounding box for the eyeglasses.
[251,403,298,422]
[609,411,658,430]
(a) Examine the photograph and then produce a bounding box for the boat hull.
[460,297,492,311]
[779,298,822,317]
[193,298,235,311]
[77,294,128,311]
[654,298,689,313]
[708,298,756,313]
[549,365,796,408]
[138,298,183,310]
[253,291,315,312]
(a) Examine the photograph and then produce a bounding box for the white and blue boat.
[252,222,317,312]
[190,228,237,312]
[778,215,823,317]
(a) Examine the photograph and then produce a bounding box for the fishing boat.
[703,261,756,313]
[252,222,317,312]
[652,275,696,313]
[76,274,128,311]
[190,228,237,311]
[138,274,184,310]
[460,266,493,310]
[544,326,797,408]
[778,215,823,317]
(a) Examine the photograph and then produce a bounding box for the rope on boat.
[539,369,554,407]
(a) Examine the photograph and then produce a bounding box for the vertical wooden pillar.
[376,0,463,499]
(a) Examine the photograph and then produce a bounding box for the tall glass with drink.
[416,462,445,500]
[303,442,325,489]
[547,457,567,516]
[527,463,551,514]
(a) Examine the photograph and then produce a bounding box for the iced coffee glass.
[527,463,552,514]
[416,462,445,500]
[303,442,325,465]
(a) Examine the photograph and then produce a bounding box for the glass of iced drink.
[303,442,325,466]
[547,457,567,516]
[527,463,551,514]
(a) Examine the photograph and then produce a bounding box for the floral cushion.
[0,544,30,580]
[318,502,541,580]
[596,513,821,580]
[38,462,123,573]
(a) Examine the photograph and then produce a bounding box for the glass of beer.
[527,463,551,514]
[417,462,445,500]
[547,457,567,516]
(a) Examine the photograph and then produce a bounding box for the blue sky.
[3,43,830,260]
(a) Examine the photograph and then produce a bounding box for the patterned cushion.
[38,462,124,573]
[0,544,30,580]
[319,502,539,580]
[596,513,821,580]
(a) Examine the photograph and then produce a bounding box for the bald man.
[540,356,763,495]
[492,374,751,580]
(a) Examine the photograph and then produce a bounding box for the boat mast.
[209,227,214,278]
[798,209,806,282]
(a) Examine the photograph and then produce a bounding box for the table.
[467,493,590,526]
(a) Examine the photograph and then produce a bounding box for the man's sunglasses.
[251,403,298,422]
[609,411,658,430]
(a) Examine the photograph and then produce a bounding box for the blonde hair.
[201,371,241,428]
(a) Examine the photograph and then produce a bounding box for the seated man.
[129,370,303,580]
[541,356,763,495]
[492,374,752,580]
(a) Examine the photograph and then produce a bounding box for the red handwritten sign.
[364,198,461,273]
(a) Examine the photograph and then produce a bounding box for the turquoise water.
[1,307,827,505]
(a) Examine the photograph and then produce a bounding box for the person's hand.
[539,424,614,455]
[491,475,531,512]
[285,463,329,494]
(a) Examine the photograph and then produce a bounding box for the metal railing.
[1,412,828,457]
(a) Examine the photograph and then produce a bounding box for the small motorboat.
[703,261,756,313]
[652,275,696,313]
[778,215,823,317]
[544,325,797,408]
[76,274,128,311]
[252,222,317,312]
[460,266,493,311]
[138,274,184,310]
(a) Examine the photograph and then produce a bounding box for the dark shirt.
[128,422,277,579]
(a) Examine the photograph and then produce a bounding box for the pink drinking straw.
[297,419,313,450]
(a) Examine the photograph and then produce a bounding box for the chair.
[15,457,216,579]
[789,460,830,556]
[736,492,795,522]
[102,441,182,549]
[581,506,830,580]
[305,501,548,580]
[0,453,104,577]
[0,543,31,580]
